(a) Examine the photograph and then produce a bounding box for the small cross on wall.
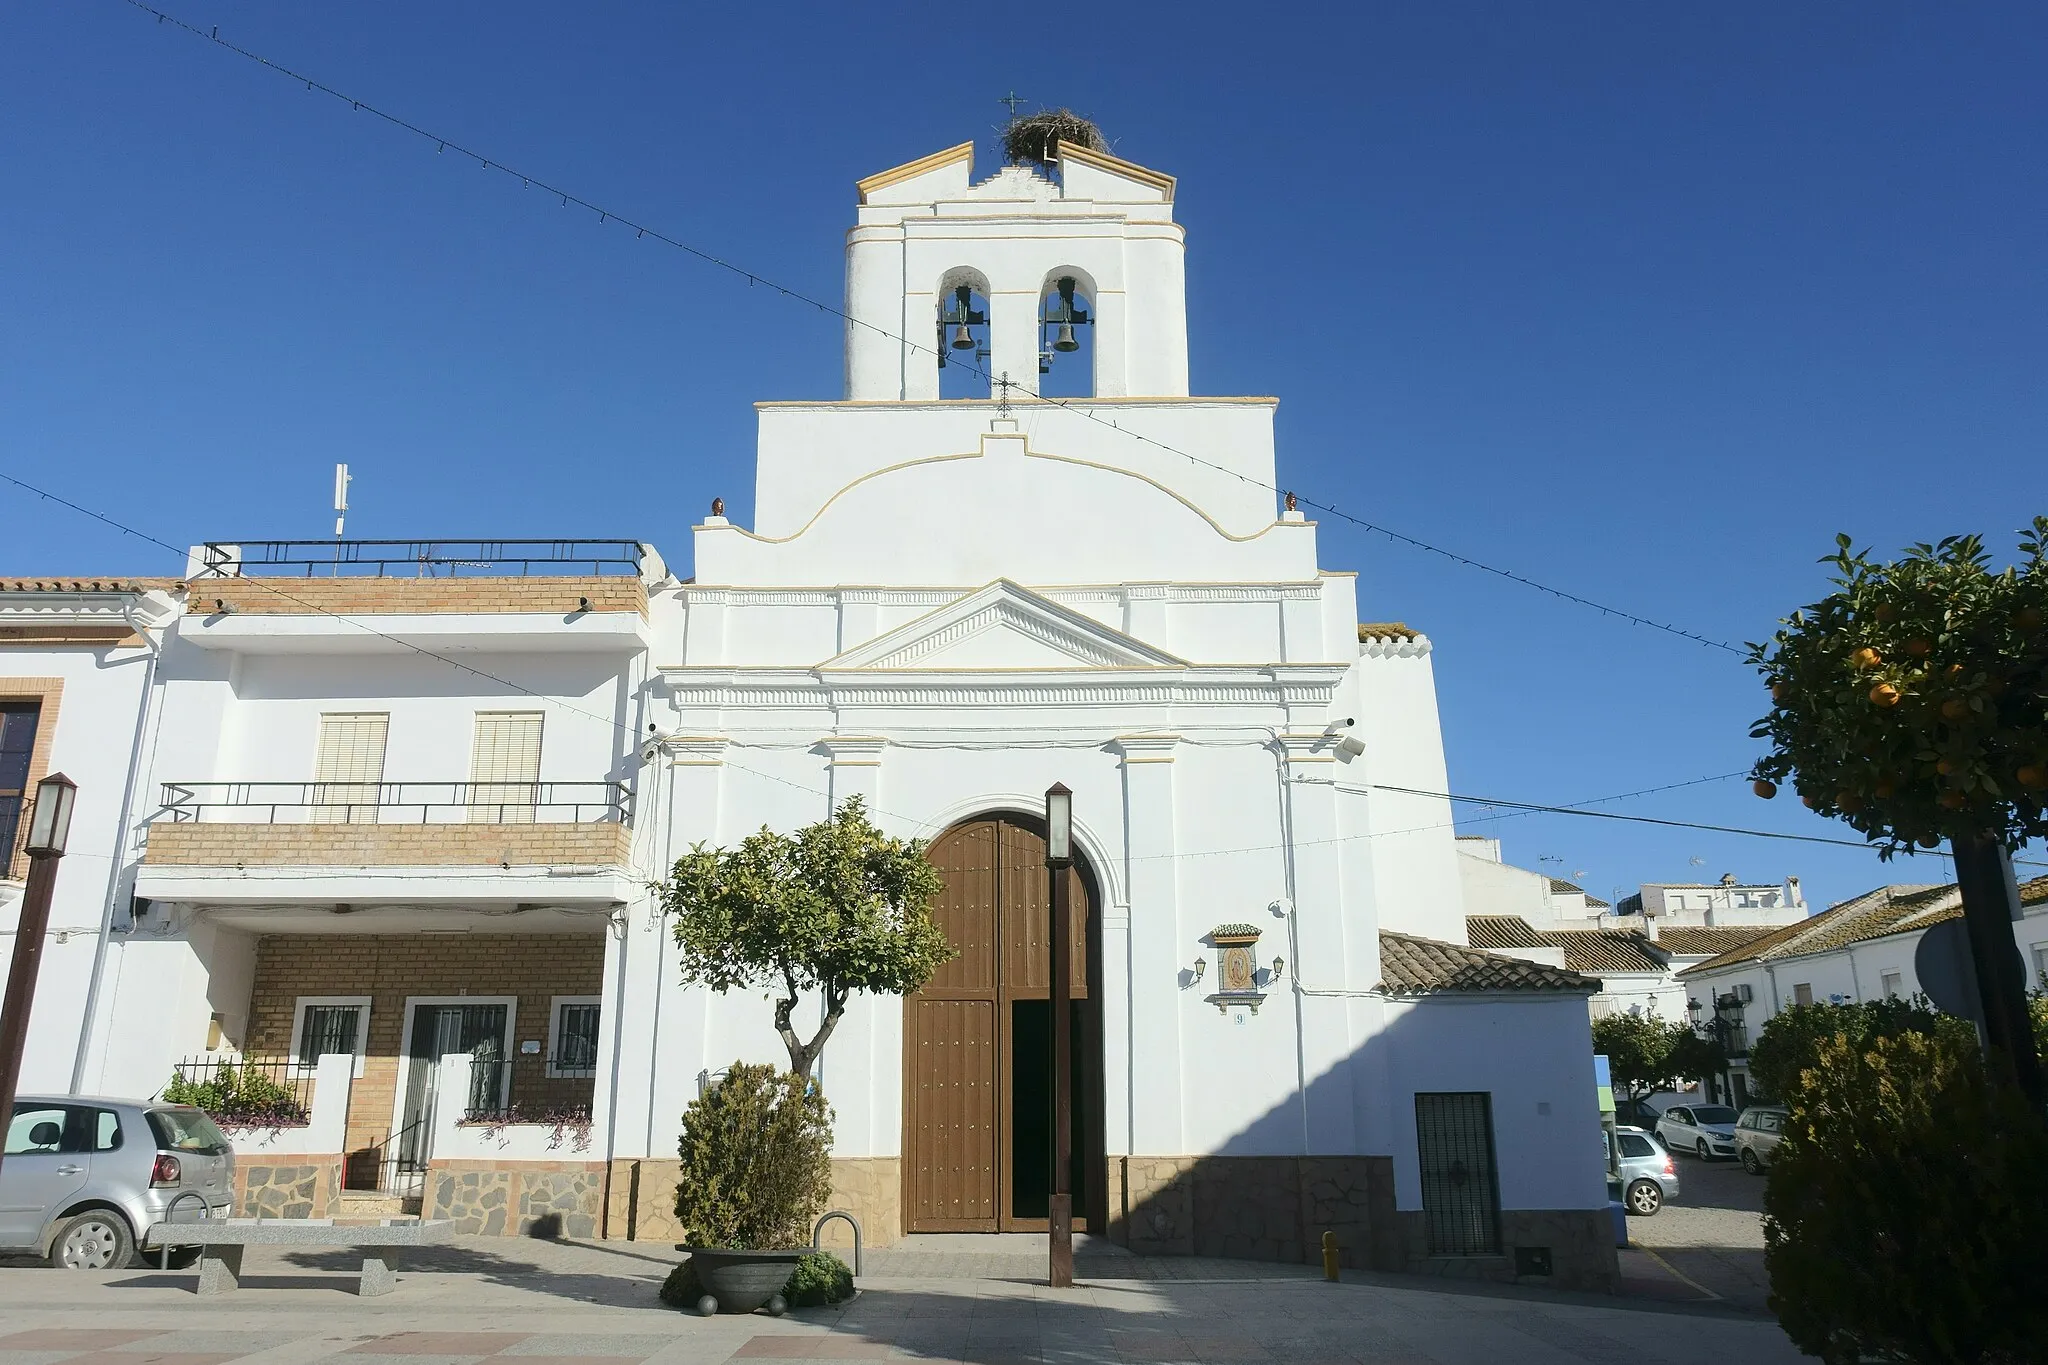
[1000,91,1027,117]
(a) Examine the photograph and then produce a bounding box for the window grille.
[553,1002,601,1075]
[312,713,388,824]
[296,1005,361,1066]
[1414,1092,1501,1256]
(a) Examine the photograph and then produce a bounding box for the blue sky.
[5,3,2044,909]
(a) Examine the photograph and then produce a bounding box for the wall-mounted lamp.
[1271,956,1285,983]
[1191,956,1206,984]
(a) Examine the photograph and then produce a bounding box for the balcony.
[178,540,654,655]
[138,782,636,908]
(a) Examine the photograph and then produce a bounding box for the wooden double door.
[904,814,1104,1233]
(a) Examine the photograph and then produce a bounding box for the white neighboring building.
[18,136,1619,1289]
[1678,877,2048,1106]
[1616,874,1807,928]
[1458,840,1784,1023]
[0,578,177,1094]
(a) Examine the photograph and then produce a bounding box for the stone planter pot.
[677,1247,809,1315]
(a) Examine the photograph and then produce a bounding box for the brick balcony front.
[143,821,633,867]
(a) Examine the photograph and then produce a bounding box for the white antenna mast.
[333,463,352,538]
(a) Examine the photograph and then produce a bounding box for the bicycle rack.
[811,1209,862,1277]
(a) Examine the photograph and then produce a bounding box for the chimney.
[1787,875,1804,909]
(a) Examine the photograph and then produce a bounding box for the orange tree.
[1748,519,2048,1104]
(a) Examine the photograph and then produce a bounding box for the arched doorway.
[903,812,1105,1233]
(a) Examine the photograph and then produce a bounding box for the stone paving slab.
[0,1235,1803,1365]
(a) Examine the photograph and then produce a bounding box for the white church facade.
[2,138,1615,1288]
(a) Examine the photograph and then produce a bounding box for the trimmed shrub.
[1747,996,1974,1102]
[674,1062,832,1250]
[162,1062,308,1127]
[1764,1030,2048,1363]
[782,1252,854,1307]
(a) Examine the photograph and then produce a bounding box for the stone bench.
[141,1217,455,1296]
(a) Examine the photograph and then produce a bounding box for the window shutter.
[470,712,542,823]
[312,714,388,824]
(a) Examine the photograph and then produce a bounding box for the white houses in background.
[0,134,1622,1290]
[1678,877,2048,1106]
[1457,838,1792,1024]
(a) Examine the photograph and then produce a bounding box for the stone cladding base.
[601,1156,902,1249]
[421,1160,604,1237]
[234,1159,344,1220]
[1108,1155,1615,1293]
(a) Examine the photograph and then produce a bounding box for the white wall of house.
[0,597,169,1094]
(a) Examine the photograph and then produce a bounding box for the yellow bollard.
[1321,1230,1340,1282]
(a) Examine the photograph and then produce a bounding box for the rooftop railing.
[194,539,645,578]
[155,780,632,826]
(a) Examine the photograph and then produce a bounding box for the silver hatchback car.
[2,1097,235,1268]
[1612,1124,1681,1216]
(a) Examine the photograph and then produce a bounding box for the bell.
[1054,321,1079,352]
[951,324,975,351]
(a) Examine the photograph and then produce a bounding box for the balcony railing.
[156,781,632,826]
[195,539,645,579]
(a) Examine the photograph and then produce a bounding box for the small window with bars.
[291,997,371,1076]
[0,701,43,877]
[1414,1091,1502,1256]
[548,997,601,1077]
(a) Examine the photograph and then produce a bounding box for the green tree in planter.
[1764,1031,2048,1363]
[1749,522,2048,1101]
[673,1063,832,1250]
[663,796,951,1081]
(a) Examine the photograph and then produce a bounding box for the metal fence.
[464,1053,596,1125]
[166,1055,316,1127]
[155,780,632,826]
[1414,1092,1502,1256]
[193,539,646,579]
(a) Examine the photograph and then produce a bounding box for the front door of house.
[903,814,1101,1233]
[396,1003,508,1182]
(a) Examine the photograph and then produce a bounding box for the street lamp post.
[1043,782,1074,1289]
[0,772,78,1180]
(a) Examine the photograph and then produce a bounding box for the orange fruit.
[1800,794,1818,810]
[1945,663,1965,678]
[1938,790,1967,810]
[1874,603,1896,623]
[1905,638,1933,658]
[1851,647,1883,669]
[1874,778,1897,798]
[2018,765,2048,790]
[1870,683,1902,707]
[1753,779,1778,800]
[1918,835,1941,849]
[1940,698,1970,721]
[2019,606,2045,631]
[1836,792,1862,812]
[1936,758,1957,776]
[1770,682,1788,704]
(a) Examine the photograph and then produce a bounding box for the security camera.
[1322,716,1357,735]
[1336,735,1366,760]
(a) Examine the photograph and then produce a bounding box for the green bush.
[674,1062,833,1250]
[782,1251,854,1306]
[1764,1030,2048,1363]
[1746,997,1975,1102]
[162,1061,308,1127]
[658,1257,705,1309]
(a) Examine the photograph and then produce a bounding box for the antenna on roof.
[333,463,352,540]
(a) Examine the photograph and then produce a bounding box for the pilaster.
[1115,733,1183,1155]
[816,734,889,1155]
[1276,732,1358,1152]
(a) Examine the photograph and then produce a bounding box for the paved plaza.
[0,1233,1802,1365]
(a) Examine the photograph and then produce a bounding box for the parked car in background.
[1614,1098,1669,1133]
[1611,1125,1680,1215]
[1,1098,235,1268]
[1656,1104,1741,1160]
[1736,1105,1790,1173]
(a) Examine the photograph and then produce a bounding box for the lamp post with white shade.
[0,772,78,1179]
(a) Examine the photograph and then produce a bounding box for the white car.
[1656,1103,1741,1160]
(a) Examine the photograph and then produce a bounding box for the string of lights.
[113,0,1744,657]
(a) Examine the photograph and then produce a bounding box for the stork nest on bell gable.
[1003,109,1109,168]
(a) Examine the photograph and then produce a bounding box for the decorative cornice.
[821,580,1188,672]
[660,735,729,765]
[1054,140,1177,201]
[1112,733,1180,765]
[819,735,888,766]
[856,141,974,203]
[1360,634,1432,659]
[677,582,1324,606]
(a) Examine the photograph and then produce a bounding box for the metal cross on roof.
[999,91,1027,116]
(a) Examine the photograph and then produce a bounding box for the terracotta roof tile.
[1547,929,1666,975]
[1379,930,1598,996]
[0,578,178,594]
[1356,622,1419,642]
[1669,880,2038,977]
[1653,926,1783,957]
[1466,914,1547,950]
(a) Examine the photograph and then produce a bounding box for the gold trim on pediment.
[1053,140,1176,200]
[856,142,975,203]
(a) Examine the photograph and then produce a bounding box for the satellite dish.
[1914,919,1984,1026]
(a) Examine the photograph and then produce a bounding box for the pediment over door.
[820,580,1186,672]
